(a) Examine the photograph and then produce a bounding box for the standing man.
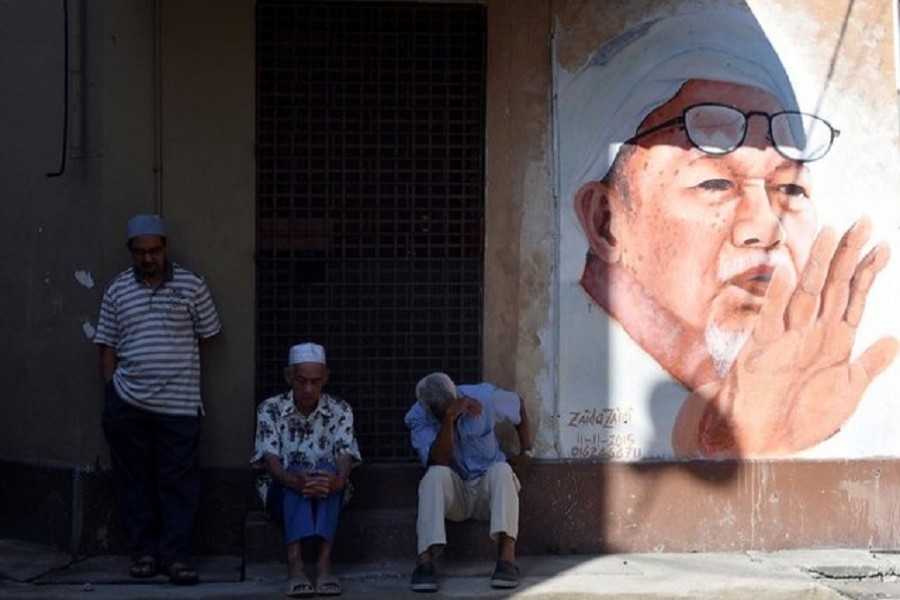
[94,214,221,585]
[252,343,361,597]
[405,372,532,592]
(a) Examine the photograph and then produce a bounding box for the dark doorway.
[255,1,486,461]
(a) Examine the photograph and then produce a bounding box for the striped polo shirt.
[93,262,221,416]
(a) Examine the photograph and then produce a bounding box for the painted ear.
[574,181,621,263]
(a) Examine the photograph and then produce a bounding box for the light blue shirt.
[404,382,522,481]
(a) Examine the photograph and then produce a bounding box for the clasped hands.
[284,468,346,500]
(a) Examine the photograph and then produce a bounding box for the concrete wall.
[0,0,538,471]
[1,0,899,554]
[157,0,256,467]
[0,0,156,465]
[0,0,255,469]
[483,0,556,448]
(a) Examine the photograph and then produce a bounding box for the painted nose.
[731,182,784,249]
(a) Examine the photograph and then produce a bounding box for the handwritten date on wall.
[567,408,642,460]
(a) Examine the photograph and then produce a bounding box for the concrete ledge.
[0,459,259,557]
[0,460,75,552]
[244,507,418,564]
[5,459,900,560]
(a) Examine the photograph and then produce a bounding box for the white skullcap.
[289,343,327,365]
[556,6,799,206]
[126,214,167,240]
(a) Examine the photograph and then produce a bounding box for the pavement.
[2,539,900,599]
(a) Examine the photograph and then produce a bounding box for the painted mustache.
[718,253,794,296]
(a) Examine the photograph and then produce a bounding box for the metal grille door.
[256,2,486,461]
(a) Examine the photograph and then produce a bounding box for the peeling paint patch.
[838,479,900,542]
[74,270,94,288]
[81,320,95,340]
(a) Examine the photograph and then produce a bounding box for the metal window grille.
[256,1,486,461]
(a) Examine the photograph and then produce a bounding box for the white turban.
[556,6,799,210]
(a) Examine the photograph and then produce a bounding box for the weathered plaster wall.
[2,0,899,554]
[158,0,256,467]
[517,460,900,553]
[0,1,158,464]
[0,0,255,468]
[483,0,557,453]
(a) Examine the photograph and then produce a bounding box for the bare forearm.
[516,399,533,451]
[263,453,291,486]
[428,416,457,465]
[336,453,353,482]
[98,346,117,383]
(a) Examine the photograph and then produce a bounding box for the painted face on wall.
[586,80,818,373]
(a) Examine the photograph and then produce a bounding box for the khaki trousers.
[416,462,520,555]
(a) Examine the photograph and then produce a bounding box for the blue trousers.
[266,463,343,544]
[101,381,200,565]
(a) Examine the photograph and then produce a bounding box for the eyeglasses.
[625,103,840,162]
[130,245,164,258]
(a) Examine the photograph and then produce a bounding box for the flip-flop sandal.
[284,575,315,597]
[167,562,198,586]
[129,555,158,578]
[316,573,343,596]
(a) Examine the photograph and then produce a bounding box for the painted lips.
[729,265,774,296]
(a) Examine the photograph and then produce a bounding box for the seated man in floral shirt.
[251,343,362,597]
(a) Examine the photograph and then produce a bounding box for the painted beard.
[704,321,752,377]
[704,251,797,377]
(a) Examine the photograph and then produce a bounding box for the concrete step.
[244,507,500,565]
[244,508,419,564]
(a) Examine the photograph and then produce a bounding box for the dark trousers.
[101,381,200,565]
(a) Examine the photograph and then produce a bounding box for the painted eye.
[696,179,734,191]
[775,183,809,198]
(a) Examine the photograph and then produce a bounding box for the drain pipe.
[153,0,163,214]
[70,467,84,555]
[68,0,84,161]
[45,0,69,177]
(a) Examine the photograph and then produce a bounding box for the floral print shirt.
[251,390,362,503]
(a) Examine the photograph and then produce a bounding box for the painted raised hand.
[674,218,897,457]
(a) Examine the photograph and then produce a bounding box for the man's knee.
[419,465,454,494]
[486,461,519,494]
[487,461,514,482]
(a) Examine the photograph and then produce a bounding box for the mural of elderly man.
[556,5,898,458]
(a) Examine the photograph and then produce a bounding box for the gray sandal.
[491,560,520,588]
